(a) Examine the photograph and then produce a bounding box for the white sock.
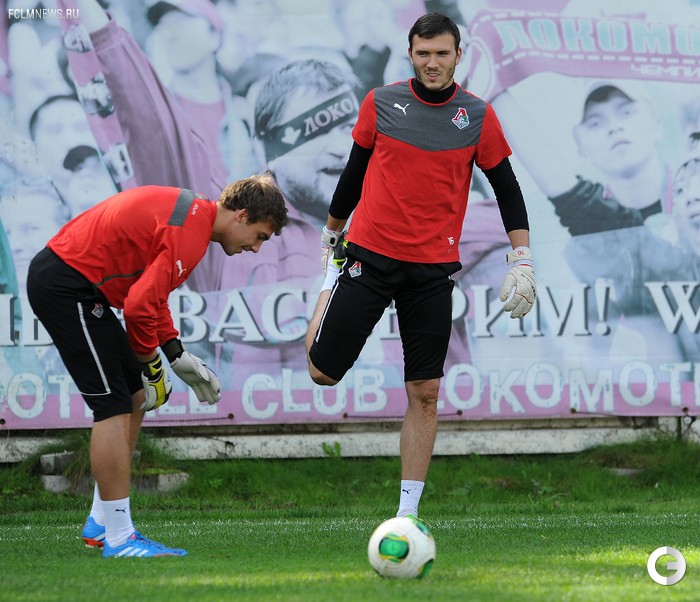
[103,497,134,548]
[397,480,425,517]
[88,482,104,525]
[321,262,340,292]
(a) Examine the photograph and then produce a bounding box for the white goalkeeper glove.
[140,356,172,411]
[499,246,536,319]
[162,338,221,404]
[321,226,344,276]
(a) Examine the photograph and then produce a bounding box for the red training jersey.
[48,186,217,355]
[348,80,512,263]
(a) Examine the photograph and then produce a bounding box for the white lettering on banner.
[646,282,700,334]
[303,97,357,136]
[313,380,347,415]
[662,363,692,407]
[619,362,656,407]
[354,369,387,413]
[7,373,45,418]
[0,295,13,345]
[210,290,264,343]
[489,370,525,415]
[169,289,207,343]
[526,363,562,409]
[4,281,697,347]
[536,283,590,336]
[48,374,76,418]
[445,364,482,411]
[569,369,614,413]
[2,362,700,424]
[282,369,310,413]
[262,289,307,342]
[493,18,700,57]
[633,64,700,77]
[242,373,277,419]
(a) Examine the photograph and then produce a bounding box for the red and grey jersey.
[348,80,512,263]
[47,186,217,355]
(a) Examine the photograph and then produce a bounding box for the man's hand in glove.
[162,338,221,404]
[499,246,536,319]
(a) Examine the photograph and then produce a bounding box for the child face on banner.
[152,10,220,74]
[574,91,661,178]
[1,189,68,289]
[674,158,700,255]
[32,99,97,186]
[266,87,356,222]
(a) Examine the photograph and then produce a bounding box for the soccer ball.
[367,516,436,579]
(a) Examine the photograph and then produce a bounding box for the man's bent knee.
[308,363,339,387]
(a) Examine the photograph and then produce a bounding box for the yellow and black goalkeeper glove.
[140,356,172,411]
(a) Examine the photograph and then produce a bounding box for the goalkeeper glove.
[499,246,536,319]
[140,356,172,411]
[321,226,344,276]
[162,338,221,404]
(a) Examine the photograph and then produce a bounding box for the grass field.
[1,433,699,601]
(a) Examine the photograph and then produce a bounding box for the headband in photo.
[259,90,358,161]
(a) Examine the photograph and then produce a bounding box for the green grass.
[1,434,699,601]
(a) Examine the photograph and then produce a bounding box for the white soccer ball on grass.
[367,515,436,579]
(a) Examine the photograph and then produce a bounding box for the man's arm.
[482,157,529,238]
[326,142,372,230]
[481,157,535,318]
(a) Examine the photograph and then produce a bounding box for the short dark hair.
[254,58,357,138]
[28,94,80,140]
[408,12,461,51]
[219,172,288,235]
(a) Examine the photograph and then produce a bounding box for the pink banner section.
[466,10,700,100]
[54,0,136,189]
[2,370,697,429]
[3,1,700,431]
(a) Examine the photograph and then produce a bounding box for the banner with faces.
[1,0,700,429]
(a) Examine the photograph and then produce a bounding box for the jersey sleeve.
[351,90,378,150]
[474,103,512,171]
[123,223,210,355]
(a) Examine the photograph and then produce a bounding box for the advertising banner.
[1,0,699,429]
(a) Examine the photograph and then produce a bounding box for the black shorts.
[26,248,142,422]
[309,243,460,382]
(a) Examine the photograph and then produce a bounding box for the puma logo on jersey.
[393,102,409,115]
[176,260,186,277]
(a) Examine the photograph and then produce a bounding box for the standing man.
[27,175,287,557]
[306,13,536,519]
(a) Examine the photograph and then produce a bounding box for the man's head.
[28,95,98,187]
[673,155,700,254]
[213,173,288,256]
[62,146,117,218]
[147,0,223,72]
[408,13,462,92]
[573,81,661,177]
[0,186,69,287]
[254,59,359,221]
